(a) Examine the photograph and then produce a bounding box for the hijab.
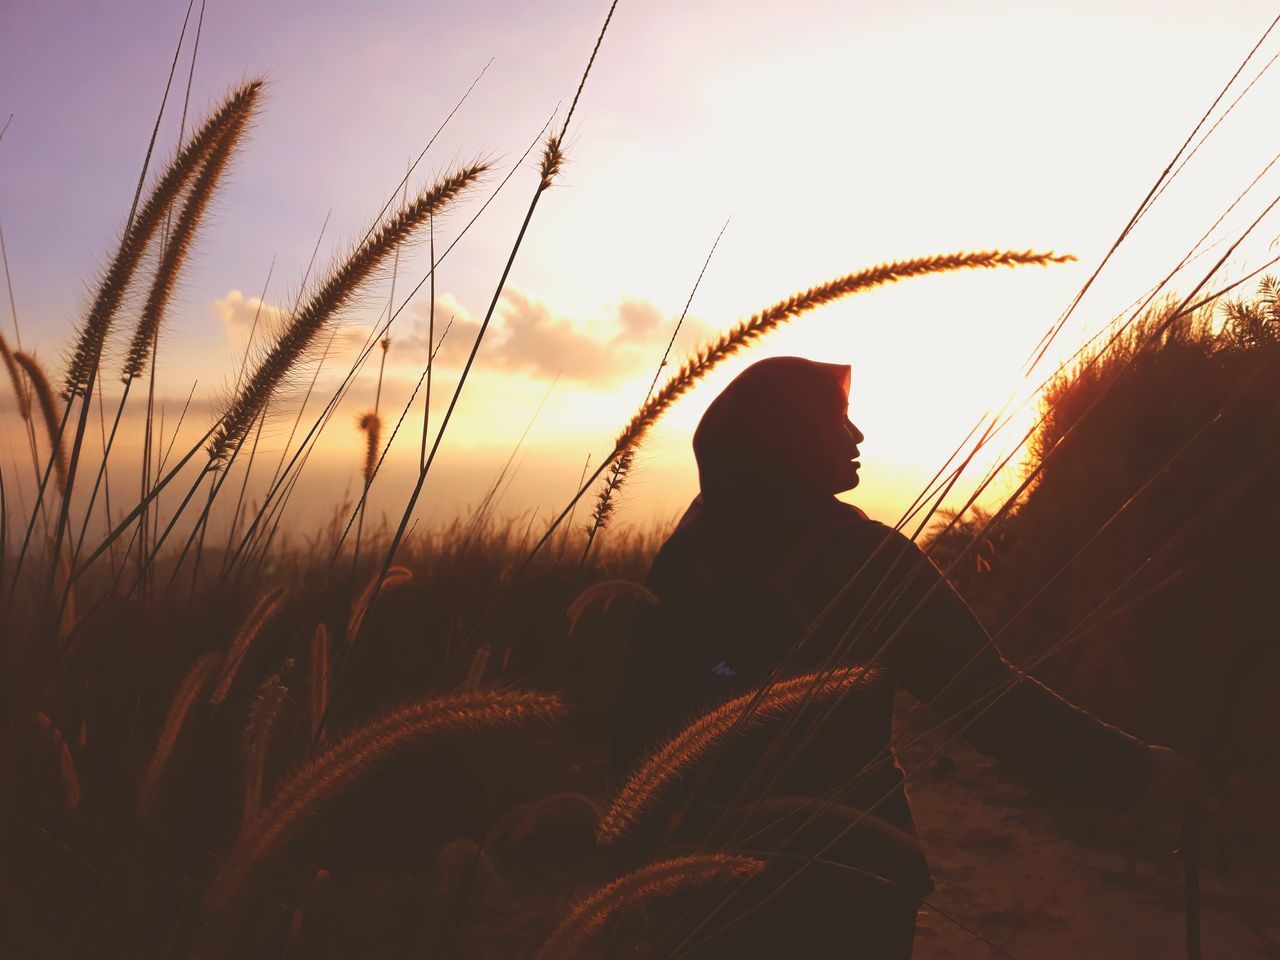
[693,356,854,511]
[658,356,861,567]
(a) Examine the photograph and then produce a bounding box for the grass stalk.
[579,218,728,567]
[342,1,620,676]
[12,352,67,493]
[207,586,287,706]
[596,667,872,846]
[136,651,218,816]
[467,250,1077,658]
[242,670,289,825]
[615,250,1074,454]
[533,854,765,960]
[207,163,487,462]
[221,127,543,585]
[202,688,566,918]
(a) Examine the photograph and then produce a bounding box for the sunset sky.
[4,0,1280,538]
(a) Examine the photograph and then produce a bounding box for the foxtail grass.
[121,91,260,382]
[614,250,1075,453]
[580,219,727,563]
[596,667,874,846]
[584,448,631,538]
[63,80,264,399]
[202,687,566,917]
[14,351,68,492]
[209,587,287,706]
[0,331,30,420]
[539,134,564,190]
[136,652,219,816]
[532,853,766,960]
[356,412,381,488]
[242,669,289,825]
[62,97,262,597]
[32,82,264,624]
[361,61,606,629]
[344,565,411,643]
[565,578,658,637]
[207,162,488,461]
[502,250,1076,612]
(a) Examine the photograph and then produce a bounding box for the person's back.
[608,356,1207,959]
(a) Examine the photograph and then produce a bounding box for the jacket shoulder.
[807,512,933,594]
[825,507,917,553]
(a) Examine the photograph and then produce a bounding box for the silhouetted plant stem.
[264,128,550,590]
[69,416,224,585]
[69,378,132,569]
[215,257,277,579]
[156,404,265,603]
[234,327,341,572]
[103,380,201,600]
[221,127,543,585]
[51,81,262,610]
[461,373,559,552]
[11,353,67,495]
[235,58,491,557]
[9,15,232,606]
[210,164,485,463]
[1022,12,1280,376]
[691,241,1280,875]
[351,410,383,579]
[218,410,267,581]
[463,250,1075,662]
[220,69,503,585]
[352,174,409,580]
[3,381,73,610]
[256,211,333,502]
[560,452,591,561]
[420,214,436,472]
[139,166,480,600]
[123,465,215,601]
[319,320,453,582]
[355,140,558,654]
[92,375,120,576]
[0,223,45,492]
[326,0,620,736]
[579,217,729,570]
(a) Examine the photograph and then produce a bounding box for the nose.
[847,418,864,446]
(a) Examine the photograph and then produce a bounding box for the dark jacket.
[610,357,1152,896]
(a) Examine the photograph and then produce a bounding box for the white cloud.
[212,289,372,362]
[212,289,287,351]
[390,288,705,387]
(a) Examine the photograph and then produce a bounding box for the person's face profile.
[806,384,863,494]
[831,414,864,492]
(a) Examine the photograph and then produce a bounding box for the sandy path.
[900,719,1280,959]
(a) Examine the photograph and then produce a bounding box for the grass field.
[3,5,1280,957]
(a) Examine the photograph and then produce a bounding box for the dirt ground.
[899,707,1280,959]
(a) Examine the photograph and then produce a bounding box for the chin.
[833,469,860,493]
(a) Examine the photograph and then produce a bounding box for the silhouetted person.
[610,356,1206,959]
